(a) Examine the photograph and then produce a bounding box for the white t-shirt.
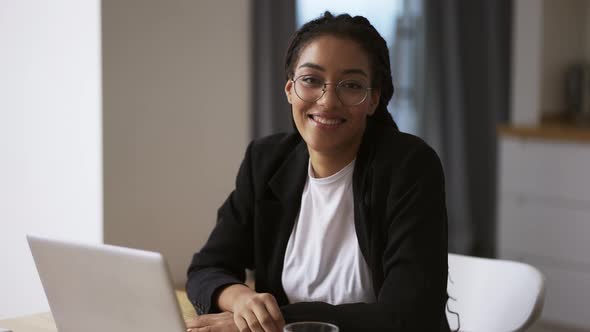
[281,159,376,305]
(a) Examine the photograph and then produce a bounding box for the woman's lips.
[307,114,346,128]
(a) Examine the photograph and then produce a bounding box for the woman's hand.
[217,284,285,332]
[185,312,239,332]
[231,292,285,332]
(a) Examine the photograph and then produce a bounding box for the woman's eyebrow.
[342,68,368,77]
[298,62,325,71]
[297,62,368,78]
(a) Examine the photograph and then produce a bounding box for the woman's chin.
[298,126,363,157]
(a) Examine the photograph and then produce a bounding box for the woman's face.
[285,35,380,157]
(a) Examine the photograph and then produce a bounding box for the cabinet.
[500,0,590,327]
[497,130,590,328]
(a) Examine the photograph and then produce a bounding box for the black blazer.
[186,119,451,331]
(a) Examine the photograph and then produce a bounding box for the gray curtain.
[421,0,512,257]
[251,0,296,139]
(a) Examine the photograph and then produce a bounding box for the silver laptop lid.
[27,235,186,332]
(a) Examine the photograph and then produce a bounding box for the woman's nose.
[317,84,342,107]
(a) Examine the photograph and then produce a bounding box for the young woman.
[185,12,450,332]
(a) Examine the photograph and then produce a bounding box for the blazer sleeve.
[280,145,450,332]
[186,142,256,315]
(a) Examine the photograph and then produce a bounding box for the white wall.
[0,0,102,318]
[102,0,251,287]
[510,0,543,125]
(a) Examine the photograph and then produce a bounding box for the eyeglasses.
[291,75,373,106]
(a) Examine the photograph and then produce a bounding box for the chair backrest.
[446,253,545,332]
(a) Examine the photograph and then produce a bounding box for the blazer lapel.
[353,119,379,269]
[258,141,308,305]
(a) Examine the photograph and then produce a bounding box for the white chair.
[446,253,545,332]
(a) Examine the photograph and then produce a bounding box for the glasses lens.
[294,76,324,102]
[293,77,369,106]
[337,80,368,106]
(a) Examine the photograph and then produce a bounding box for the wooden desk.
[0,290,196,332]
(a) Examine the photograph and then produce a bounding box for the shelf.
[498,123,590,143]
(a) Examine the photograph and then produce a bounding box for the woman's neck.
[308,143,360,178]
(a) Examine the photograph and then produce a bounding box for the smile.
[307,114,346,127]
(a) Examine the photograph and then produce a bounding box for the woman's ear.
[285,80,294,104]
[368,88,381,115]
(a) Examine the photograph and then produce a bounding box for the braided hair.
[285,11,398,130]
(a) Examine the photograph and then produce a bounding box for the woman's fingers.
[186,315,217,328]
[261,294,285,328]
[231,292,285,332]
[191,328,211,332]
[251,302,281,332]
[185,312,238,331]
[244,297,283,332]
[185,317,202,328]
[243,307,270,332]
[234,314,251,332]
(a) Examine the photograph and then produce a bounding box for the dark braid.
[285,11,398,130]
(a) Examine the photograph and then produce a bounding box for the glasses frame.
[291,75,373,106]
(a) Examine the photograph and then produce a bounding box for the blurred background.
[1,0,589,331]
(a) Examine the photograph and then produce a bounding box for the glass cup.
[283,321,339,332]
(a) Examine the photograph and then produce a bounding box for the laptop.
[27,235,187,332]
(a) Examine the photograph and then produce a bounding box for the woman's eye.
[300,76,323,87]
[340,81,364,90]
